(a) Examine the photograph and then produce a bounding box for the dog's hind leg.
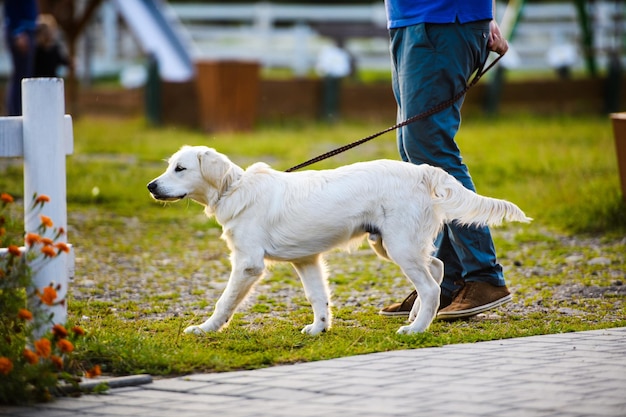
[430,256,444,286]
[397,259,440,334]
[368,233,390,260]
[369,233,443,325]
[292,255,331,335]
[408,256,444,323]
[383,235,441,334]
[184,251,265,335]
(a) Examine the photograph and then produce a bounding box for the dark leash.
[285,53,504,173]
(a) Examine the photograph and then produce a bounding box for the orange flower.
[85,364,101,378]
[50,355,63,370]
[0,357,13,375]
[41,237,54,246]
[18,308,33,321]
[34,338,51,358]
[38,286,57,306]
[41,246,57,258]
[0,193,14,203]
[40,215,53,228]
[35,195,50,204]
[52,324,68,339]
[25,233,42,246]
[0,227,5,237]
[8,245,21,257]
[23,348,39,364]
[57,339,74,354]
[71,326,85,336]
[55,242,70,253]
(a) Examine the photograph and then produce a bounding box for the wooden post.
[22,78,70,329]
[611,113,626,202]
[195,60,260,132]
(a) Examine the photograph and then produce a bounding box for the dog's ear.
[198,149,242,195]
[198,149,226,185]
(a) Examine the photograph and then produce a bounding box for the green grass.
[1,113,625,377]
[73,309,620,377]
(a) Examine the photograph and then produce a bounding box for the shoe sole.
[436,294,513,320]
[378,310,410,317]
[378,301,452,317]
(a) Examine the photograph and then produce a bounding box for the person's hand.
[14,33,30,55]
[488,20,508,56]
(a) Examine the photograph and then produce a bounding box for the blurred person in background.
[34,14,72,78]
[3,0,38,116]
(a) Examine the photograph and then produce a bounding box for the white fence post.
[0,79,74,334]
[22,78,70,329]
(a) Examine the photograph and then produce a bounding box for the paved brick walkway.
[1,327,625,417]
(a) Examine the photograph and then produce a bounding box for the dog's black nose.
[147,181,157,192]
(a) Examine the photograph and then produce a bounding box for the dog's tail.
[424,165,532,227]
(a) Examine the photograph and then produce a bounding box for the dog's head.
[147,146,241,208]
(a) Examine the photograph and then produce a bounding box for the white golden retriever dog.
[148,146,531,335]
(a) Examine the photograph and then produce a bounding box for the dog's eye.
[174,165,186,173]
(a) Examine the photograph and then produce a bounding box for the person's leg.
[382,21,510,317]
[391,24,460,289]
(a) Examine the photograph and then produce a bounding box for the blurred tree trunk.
[38,0,104,117]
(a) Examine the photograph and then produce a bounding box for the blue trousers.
[390,20,505,298]
[4,30,35,116]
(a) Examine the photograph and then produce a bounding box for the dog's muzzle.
[147,181,185,201]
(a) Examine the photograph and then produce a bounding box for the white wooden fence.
[0,78,74,330]
[170,2,388,75]
[170,2,625,74]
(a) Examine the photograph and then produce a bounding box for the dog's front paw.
[396,324,426,335]
[184,325,206,335]
[301,323,327,336]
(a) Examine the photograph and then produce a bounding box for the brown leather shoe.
[437,281,512,320]
[379,290,452,317]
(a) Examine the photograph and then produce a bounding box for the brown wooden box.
[195,60,260,132]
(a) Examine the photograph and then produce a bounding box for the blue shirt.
[3,0,39,36]
[385,0,493,29]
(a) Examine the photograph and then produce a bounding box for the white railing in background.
[0,78,74,332]
[170,2,388,75]
[168,1,624,73]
